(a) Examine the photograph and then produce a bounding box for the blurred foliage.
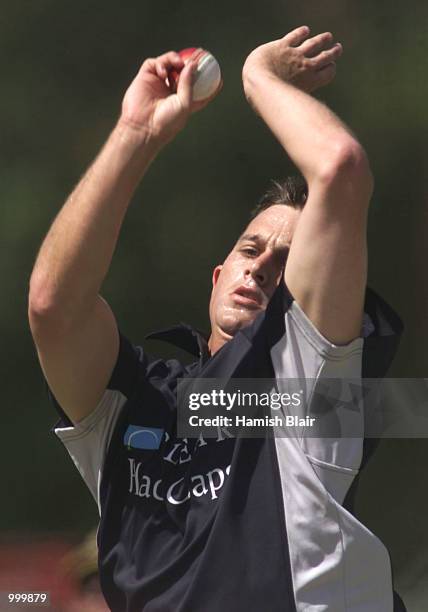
[1,0,428,602]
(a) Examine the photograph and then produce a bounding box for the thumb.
[313,62,336,89]
[176,60,197,110]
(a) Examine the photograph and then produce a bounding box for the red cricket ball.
[168,48,206,93]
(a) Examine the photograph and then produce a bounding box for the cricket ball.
[168,48,222,102]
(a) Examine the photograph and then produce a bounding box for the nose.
[246,252,274,288]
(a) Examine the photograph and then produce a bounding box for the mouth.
[232,286,264,309]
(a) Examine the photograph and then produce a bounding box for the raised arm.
[242,27,373,344]
[28,51,218,423]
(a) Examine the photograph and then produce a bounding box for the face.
[209,204,302,353]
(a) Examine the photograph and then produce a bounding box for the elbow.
[28,273,94,342]
[317,139,374,199]
[28,275,67,340]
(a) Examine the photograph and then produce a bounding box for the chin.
[218,309,259,337]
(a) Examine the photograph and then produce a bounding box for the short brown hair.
[251,176,308,218]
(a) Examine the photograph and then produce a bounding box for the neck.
[208,328,233,355]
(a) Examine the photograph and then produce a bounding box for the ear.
[212,265,223,287]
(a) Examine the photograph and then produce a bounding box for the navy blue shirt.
[53,285,404,612]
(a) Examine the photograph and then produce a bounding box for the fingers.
[310,42,343,69]
[283,25,311,47]
[313,62,337,88]
[176,48,221,112]
[141,51,184,80]
[283,27,343,67]
[299,31,334,58]
[176,60,198,109]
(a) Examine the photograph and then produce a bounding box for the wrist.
[114,118,165,159]
[242,68,286,104]
[92,120,164,191]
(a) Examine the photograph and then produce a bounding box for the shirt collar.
[145,323,210,363]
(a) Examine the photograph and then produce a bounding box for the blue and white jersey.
[52,284,403,612]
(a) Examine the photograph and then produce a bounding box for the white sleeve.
[54,389,127,513]
[271,299,365,504]
[271,300,394,612]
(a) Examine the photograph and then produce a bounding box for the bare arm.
[29,51,218,423]
[242,27,373,344]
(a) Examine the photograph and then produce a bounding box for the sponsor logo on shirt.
[124,425,164,450]
[126,429,234,505]
[128,457,231,505]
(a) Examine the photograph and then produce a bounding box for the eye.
[240,246,258,258]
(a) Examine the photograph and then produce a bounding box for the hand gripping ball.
[168,48,222,102]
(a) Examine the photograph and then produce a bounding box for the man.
[29,27,405,611]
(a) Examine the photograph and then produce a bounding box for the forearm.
[244,72,366,184]
[29,122,161,327]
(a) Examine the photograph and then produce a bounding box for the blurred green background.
[1,0,427,608]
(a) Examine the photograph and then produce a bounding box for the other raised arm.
[243,27,373,344]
